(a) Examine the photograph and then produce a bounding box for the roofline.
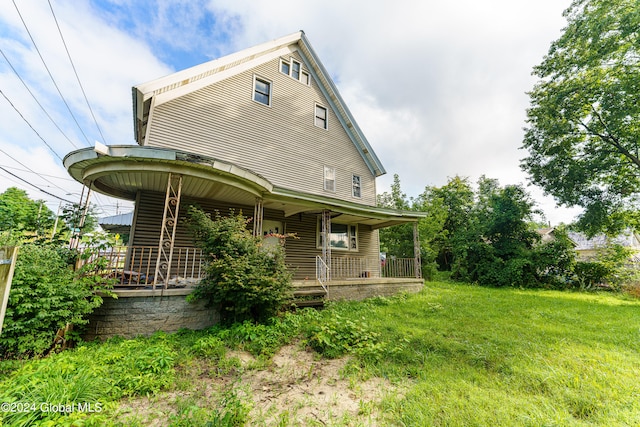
[132,31,386,177]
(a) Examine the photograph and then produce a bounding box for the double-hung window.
[324,166,335,192]
[280,57,310,85]
[253,76,271,106]
[315,104,328,129]
[352,175,361,198]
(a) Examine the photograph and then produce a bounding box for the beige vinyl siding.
[130,191,380,281]
[144,51,376,205]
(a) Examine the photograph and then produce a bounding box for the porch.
[80,245,421,291]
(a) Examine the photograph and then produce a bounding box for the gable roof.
[132,31,386,177]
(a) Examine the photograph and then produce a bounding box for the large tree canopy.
[521,0,640,235]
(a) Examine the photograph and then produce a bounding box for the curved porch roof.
[64,146,424,229]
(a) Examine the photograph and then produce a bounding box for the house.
[568,230,640,262]
[64,31,425,338]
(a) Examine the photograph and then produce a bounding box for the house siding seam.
[143,53,376,205]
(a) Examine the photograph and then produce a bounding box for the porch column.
[321,209,331,281]
[154,173,183,290]
[253,198,263,237]
[413,222,422,279]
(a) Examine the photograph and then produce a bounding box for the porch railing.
[315,255,329,294]
[78,246,205,287]
[328,256,418,279]
[381,257,417,278]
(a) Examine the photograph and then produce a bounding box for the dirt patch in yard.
[114,342,397,426]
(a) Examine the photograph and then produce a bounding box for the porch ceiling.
[64,146,270,206]
[64,145,425,229]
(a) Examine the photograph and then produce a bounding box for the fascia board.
[152,46,293,108]
[134,32,303,102]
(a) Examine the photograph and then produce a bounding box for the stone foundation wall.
[84,289,219,341]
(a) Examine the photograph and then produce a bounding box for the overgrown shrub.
[187,207,293,324]
[0,243,105,358]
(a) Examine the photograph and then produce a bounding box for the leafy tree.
[62,202,98,237]
[453,180,546,287]
[187,207,293,324]
[377,175,448,279]
[0,187,54,236]
[521,0,640,236]
[421,176,474,270]
[377,174,415,259]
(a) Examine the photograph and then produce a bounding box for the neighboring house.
[568,230,640,262]
[64,31,425,313]
[98,212,133,237]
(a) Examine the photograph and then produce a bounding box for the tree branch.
[578,107,640,169]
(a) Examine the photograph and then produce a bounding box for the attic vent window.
[280,57,310,85]
[253,76,271,106]
[315,104,328,130]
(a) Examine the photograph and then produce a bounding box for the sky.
[0,0,583,224]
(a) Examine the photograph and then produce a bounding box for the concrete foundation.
[84,288,218,341]
[84,278,423,340]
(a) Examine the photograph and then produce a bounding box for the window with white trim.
[352,175,361,198]
[253,76,271,106]
[291,60,301,80]
[315,104,328,129]
[317,220,358,251]
[280,59,290,76]
[324,166,335,192]
[280,57,310,85]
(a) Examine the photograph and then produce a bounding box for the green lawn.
[359,283,640,426]
[1,282,639,426]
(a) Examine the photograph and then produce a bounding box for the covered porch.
[66,146,425,298]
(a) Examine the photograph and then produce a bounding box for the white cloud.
[0,0,578,223]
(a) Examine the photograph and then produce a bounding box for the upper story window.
[324,166,335,192]
[280,60,290,76]
[352,175,361,198]
[253,76,271,106]
[280,57,310,85]
[315,104,328,130]
[291,60,301,80]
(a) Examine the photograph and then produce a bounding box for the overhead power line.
[0,49,80,149]
[0,147,67,193]
[0,166,73,203]
[48,0,107,145]
[0,89,63,161]
[12,0,92,147]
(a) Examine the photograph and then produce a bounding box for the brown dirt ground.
[114,342,398,426]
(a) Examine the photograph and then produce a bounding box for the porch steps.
[291,287,327,308]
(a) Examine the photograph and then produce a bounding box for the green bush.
[0,244,104,358]
[187,208,293,324]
